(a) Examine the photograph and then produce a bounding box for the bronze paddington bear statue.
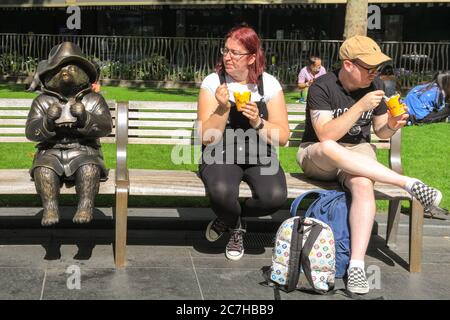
[26,42,112,226]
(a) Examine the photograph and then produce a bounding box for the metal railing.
[1,33,449,88]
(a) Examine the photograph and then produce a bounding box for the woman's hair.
[418,71,450,104]
[215,25,266,84]
[436,72,450,102]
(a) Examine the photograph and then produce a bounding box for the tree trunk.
[343,0,368,39]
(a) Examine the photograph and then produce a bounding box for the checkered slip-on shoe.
[410,181,442,212]
[346,267,370,295]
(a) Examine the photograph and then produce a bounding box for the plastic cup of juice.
[233,91,251,112]
[385,94,407,117]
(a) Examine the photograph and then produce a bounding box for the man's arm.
[311,90,385,142]
[373,111,409,139]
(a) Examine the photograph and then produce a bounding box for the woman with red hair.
[197,26,289,261]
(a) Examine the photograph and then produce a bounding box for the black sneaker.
[205,218,228,242]
[346,267,370,295]
[410,181,442,212]
[225,224,246,261]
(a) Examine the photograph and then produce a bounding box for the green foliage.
[137,54,170,81]
[0,54,38,77]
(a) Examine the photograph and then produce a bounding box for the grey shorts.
[30,145,109,180]
[297,142,377,187]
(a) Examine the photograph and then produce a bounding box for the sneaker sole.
[347,286,370,295]
[432,189,443,208]
[205,220,223,242]
[226,250,244,261]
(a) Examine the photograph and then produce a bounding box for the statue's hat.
[39,42,98,83]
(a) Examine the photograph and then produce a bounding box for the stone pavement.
[0,207,449,300]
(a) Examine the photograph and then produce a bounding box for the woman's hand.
[241,101,261,128]
[215,84,231,109]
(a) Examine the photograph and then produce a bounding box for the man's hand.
[356,90,385,112]
[387,107,409,131]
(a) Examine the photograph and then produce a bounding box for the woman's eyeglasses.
[220,47,252,58]
[352,60,381,75]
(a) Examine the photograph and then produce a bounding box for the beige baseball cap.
[339,35,391,66]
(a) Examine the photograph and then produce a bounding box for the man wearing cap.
[297,35,443,294]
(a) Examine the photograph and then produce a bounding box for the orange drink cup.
[385,94,406,117]
[233,91,251,112]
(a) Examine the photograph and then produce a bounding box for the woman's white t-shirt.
[200,72,283,103]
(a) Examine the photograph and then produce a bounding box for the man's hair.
[308,56,321,66]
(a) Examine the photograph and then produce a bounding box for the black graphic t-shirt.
[302,70,387,144]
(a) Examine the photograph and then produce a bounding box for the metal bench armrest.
[115,101,129,184]
[389,128,403,175]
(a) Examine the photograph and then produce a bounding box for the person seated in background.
[297,56,326,103]
[379,64,401,97]
[404,72,450,124]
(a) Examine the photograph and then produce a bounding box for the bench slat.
[0,119,27,126]
[129,120,196,128]
[127,169,411,200]
[128,112,197,120]
[0,110,28,117]
[0,128,24,134]
[128,101,305,113]
[0,168,411,200]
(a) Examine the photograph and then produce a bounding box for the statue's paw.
[41,210,59,226]
[73,209,93,224]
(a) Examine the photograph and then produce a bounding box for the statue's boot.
[34,167,61,226]
[73,164,100,224]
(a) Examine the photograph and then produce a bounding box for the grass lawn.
[0,84,302,103]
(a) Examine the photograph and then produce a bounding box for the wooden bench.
[0,98,424,272]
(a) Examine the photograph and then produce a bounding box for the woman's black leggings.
[199,163,288,229]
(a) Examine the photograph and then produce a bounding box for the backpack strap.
[290,189,329,217]
[218,71,264,98]
[257,74,264,97]
[286,218,304,292]
[218,71,226,85]
[260,266,282,300]
[298,221,324,292]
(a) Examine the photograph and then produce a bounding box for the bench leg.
[115,184,128,268]
[386,199,401,249]
[409,198,423,273]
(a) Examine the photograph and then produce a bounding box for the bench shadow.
[0,207,112,261]
[0,209,411,270]
[365,233,410,270]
